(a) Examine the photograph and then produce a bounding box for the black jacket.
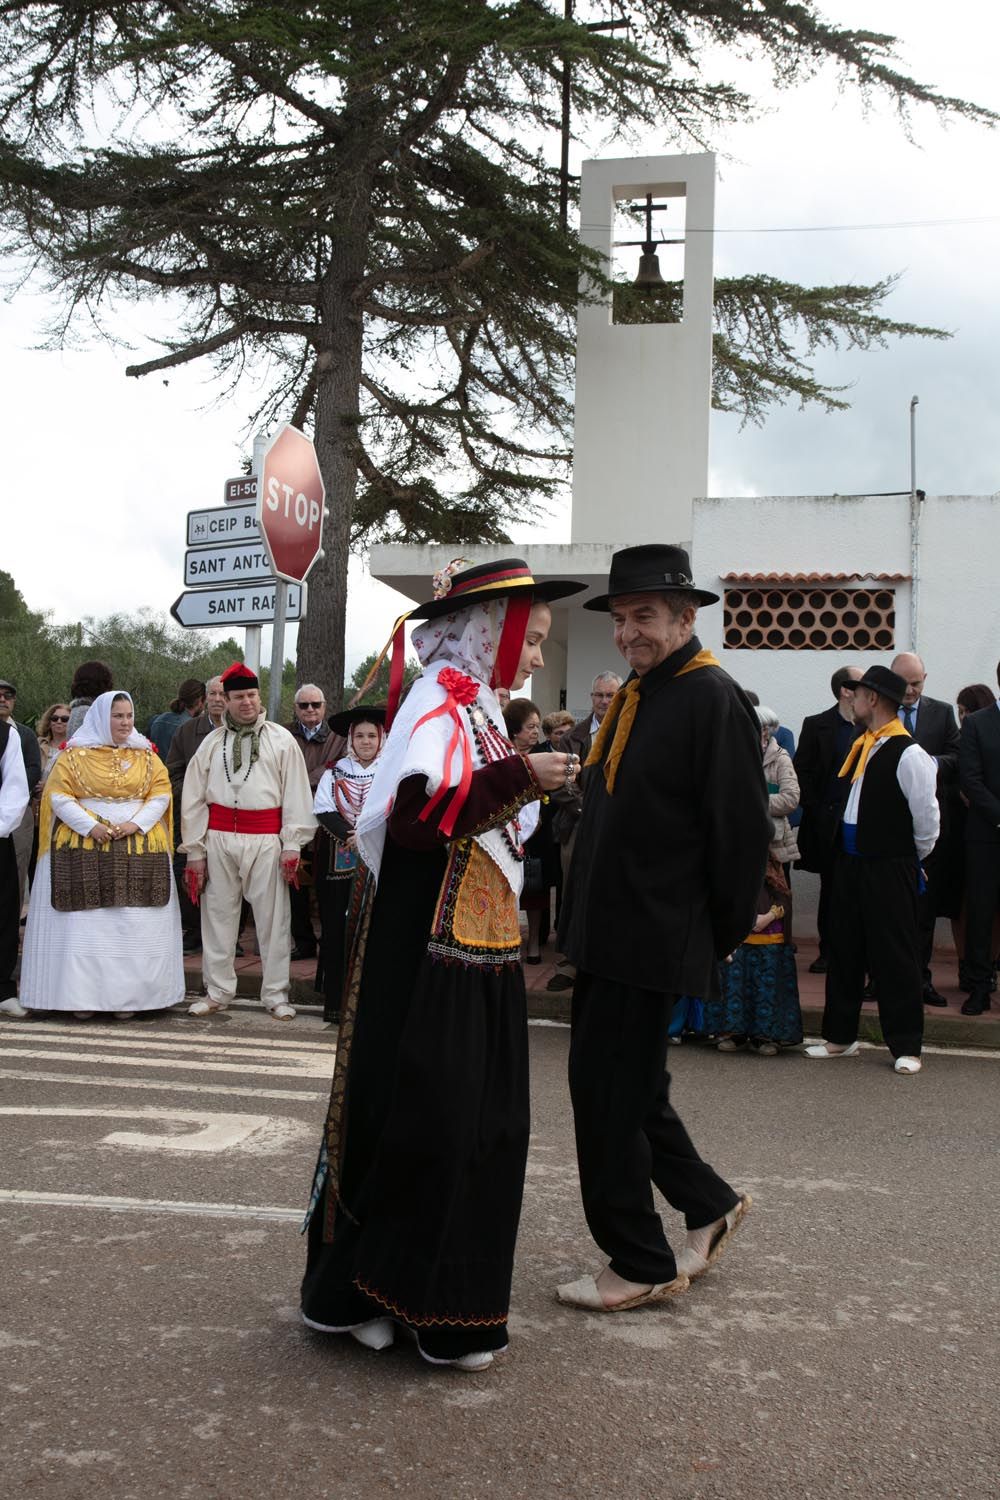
[793,705,862,871]
[959,704,1000,845]
[905,695,960,783]
[558,638,770,995]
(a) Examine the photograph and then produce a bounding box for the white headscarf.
[356,597,535,892]
[66,691,151,751]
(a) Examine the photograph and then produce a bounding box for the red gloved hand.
[185,861,206,906]
[280,854,300,889]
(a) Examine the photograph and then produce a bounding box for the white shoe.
[268,1002,296,1020]
[894,1055,922,1075]
[114,1009,135,1020]
[187,999,227,1017]
[0,997,28,1018]
[418,1346,495,1371]
[804,1040,860,1058]
[349,1319,395,1352]
[73,1011,95,1020]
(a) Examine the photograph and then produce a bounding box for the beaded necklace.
[464,701,526,861]
[221,729,255,785]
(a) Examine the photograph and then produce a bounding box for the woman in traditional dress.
[301,558,585,1371]
[313,707,386,1024]
[20,691,185,1019]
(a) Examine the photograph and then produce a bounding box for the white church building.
[369,152,998,740]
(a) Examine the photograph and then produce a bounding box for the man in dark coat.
[958,664,1000,1016]
[891,653,961,1006]
[793,666,863,972]
[555,545,769,1314]
[166,674,227,954]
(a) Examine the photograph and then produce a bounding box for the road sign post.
[256,424,326,720]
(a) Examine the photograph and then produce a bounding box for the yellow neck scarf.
[838,716,909,783]
[586,647,720,793]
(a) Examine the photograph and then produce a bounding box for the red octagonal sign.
[256,424,325,583]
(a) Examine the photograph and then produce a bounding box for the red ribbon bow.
[414,667,478,838]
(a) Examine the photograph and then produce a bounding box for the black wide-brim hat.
[328,705,388,736]
[853,665,907,708]
[584,544,720,612]
[408,558,586,621]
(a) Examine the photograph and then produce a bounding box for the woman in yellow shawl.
[20,692,185,1018]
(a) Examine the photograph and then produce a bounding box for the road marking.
[1,1025,334,1057]
[0,1188,300,1221]
[0,1069,324,1102]
[0,1104,302,1152]
[0,1048,333,1079]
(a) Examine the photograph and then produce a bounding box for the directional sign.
[224,474,258,506]
[187,503,260,549]
[171,581,307,628]
[183,541,275,588]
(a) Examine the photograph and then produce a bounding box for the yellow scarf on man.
[39,745,172,857]
[837,716,910,784]
[586,648,721,793]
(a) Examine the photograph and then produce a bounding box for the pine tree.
[0,3,992,696]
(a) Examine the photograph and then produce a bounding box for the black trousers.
[823,852,923,1058]
[568,971,739,1284]
[289,881,317,952]
[964,841,1000,990]
[0,836,20,999]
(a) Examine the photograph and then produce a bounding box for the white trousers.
[202,831,291,1008]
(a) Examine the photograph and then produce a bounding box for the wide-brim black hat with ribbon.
[408,557,587,621]
[584,544,720,612]
[328,704,387,736]
[853,665,907,708]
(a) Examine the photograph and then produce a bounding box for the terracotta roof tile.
[720,572,909,584]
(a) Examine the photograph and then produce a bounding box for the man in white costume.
[181,662,317,1020]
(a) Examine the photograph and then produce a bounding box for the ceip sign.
[257,424,325,584]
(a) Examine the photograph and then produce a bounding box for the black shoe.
[290,945,317,962]
[960,991,988,1016]
[234,942,244,958]
[922,984,948,1008]
[546,972,575,992]
[808,956,827,974]
[182,934,202,955]
[863,981,876,1000]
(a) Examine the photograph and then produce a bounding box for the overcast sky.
[1,0,996,676]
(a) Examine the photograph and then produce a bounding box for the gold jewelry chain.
[64,746,155,801]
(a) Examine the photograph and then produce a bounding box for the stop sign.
[256,423,325,583]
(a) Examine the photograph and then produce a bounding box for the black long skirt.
[301,835,530,1361]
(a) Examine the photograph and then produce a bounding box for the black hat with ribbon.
[853,665,907,708]
[584,544,720,612]
[408,557,587,621]
[328,704,388,737]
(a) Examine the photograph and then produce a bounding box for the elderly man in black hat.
[806,664,939,1075]
[556,544,769,1312]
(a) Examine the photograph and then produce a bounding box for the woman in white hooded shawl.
[301,558,584,1372]
[20,691,185,1018]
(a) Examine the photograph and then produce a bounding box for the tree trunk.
[296,177,373,708]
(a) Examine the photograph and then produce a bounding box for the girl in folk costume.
[301,558,585,1371]
[313,707,386,1024]
[20,692,185,1018]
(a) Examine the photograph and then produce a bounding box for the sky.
[1,0,997,679]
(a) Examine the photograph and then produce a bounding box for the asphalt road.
[1,1008,997,1500]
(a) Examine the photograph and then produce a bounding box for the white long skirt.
[20,809,186,1014]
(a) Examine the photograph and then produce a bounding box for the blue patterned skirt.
[702,943,803,1045]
